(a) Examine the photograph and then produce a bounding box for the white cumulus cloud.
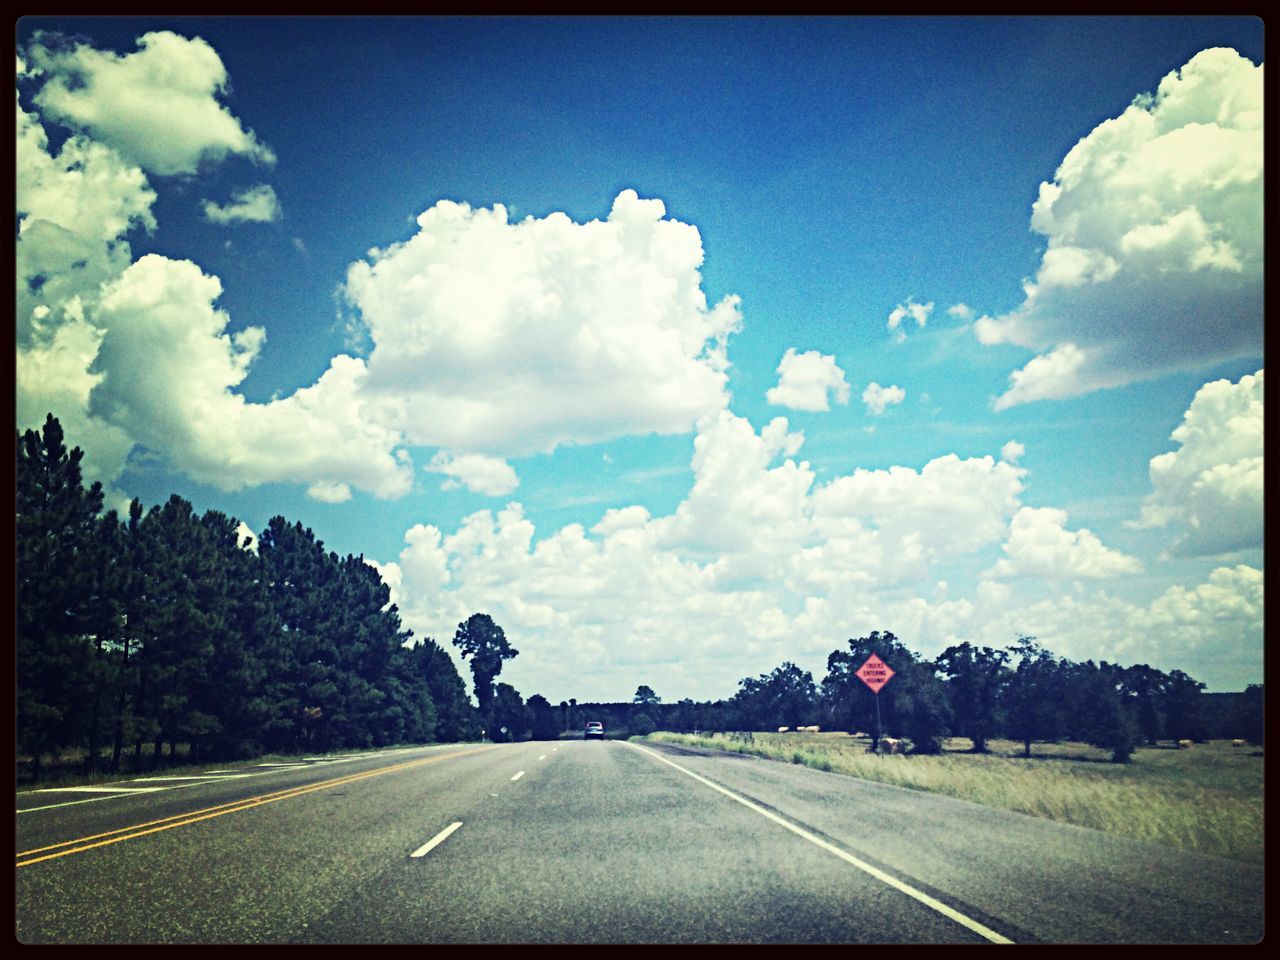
[980,47,1262,408]
[343,189,742,458]
[887,298,933,331]
[26,30,275,176]
[766,348,851,411]
[984,506,1142,580]
[1132,369,1263,556]
[89,254,412,499]
[862,382,906,415]
[202,184,281,225]
[1000,440,1025,463]
[426,451,520,497]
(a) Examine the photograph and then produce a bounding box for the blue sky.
[16,17,1263,701]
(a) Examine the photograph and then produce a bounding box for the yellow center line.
[16,745,499,868]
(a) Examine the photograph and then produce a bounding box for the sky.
[15,16,1264,702]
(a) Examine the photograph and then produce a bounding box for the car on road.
[584,721,605,740]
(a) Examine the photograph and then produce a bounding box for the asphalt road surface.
[15,739,1263,944]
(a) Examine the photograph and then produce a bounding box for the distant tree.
[452,613,518,721]
[1002,636,1064,759]
[673,698,697,733]
[1161,669,1207,742]
[733,661,817,729]
[1073,661,1139,763]
[1240,684,1264,745]
[630,711,656,736]
[633,684,660,706]
[936,642,1009,753]
[897,660,952,754]
[490,683,529,742]
[526,694,560,740]
[1120,663,1167,746]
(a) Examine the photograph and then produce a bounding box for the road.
[15,739,1264,944]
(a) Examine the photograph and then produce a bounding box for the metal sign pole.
[875,690,882,755]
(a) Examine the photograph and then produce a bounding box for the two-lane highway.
[15,739,1263,943]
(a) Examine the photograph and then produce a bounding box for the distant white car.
[584,721,605,740]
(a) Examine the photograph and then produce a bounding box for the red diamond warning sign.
[856,653,895,693]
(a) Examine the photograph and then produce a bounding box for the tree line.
[17,415,478,780]
[617,631,1262,763]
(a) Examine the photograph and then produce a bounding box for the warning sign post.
[856,654,895,753]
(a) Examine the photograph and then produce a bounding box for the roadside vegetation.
[643,730,1263,863]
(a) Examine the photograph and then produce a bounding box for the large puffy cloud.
[649,412,812,571]
[89,255,412,498]
[806,452,1026,587]
[342,189,742,457]
[16,80,154,346]
[26,30,275,175]
[979,48,1262,408]
[17,34,405,501]
[1132,369,1263,556]
[766,348,851,411]
[17,61,156,485]
[983,506,1142,579]
[18,34,746,503]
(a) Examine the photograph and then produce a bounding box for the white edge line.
[31,785,169,794]
[410,821,463,858]
[128,774,253,782]
[511,770,525,781]
[19,794,143,813]
[625,741,1013,945]
[538,755,547,760]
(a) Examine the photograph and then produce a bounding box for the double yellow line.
[17,745,497,868]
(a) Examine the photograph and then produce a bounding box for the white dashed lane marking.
[411,821,463,858]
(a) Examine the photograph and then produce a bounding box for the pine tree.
[16,415,105,780]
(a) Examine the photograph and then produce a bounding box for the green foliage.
[1002,635,1065,759]
[733,661,817,729]
[1161,669,1207,742]
[16,415,105,777]
[633,684,660,706]
[936,642,1009,753]
[526,693,560,740]
[490,682,529,742]
[452,613,518,717]
[1072,661,1140,763]
[15,414,480,781]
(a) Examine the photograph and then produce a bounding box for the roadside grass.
[643,731,1263,863]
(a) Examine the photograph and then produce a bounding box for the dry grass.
[644,731,1264,863]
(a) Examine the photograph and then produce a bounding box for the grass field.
[643,731,1264,864]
